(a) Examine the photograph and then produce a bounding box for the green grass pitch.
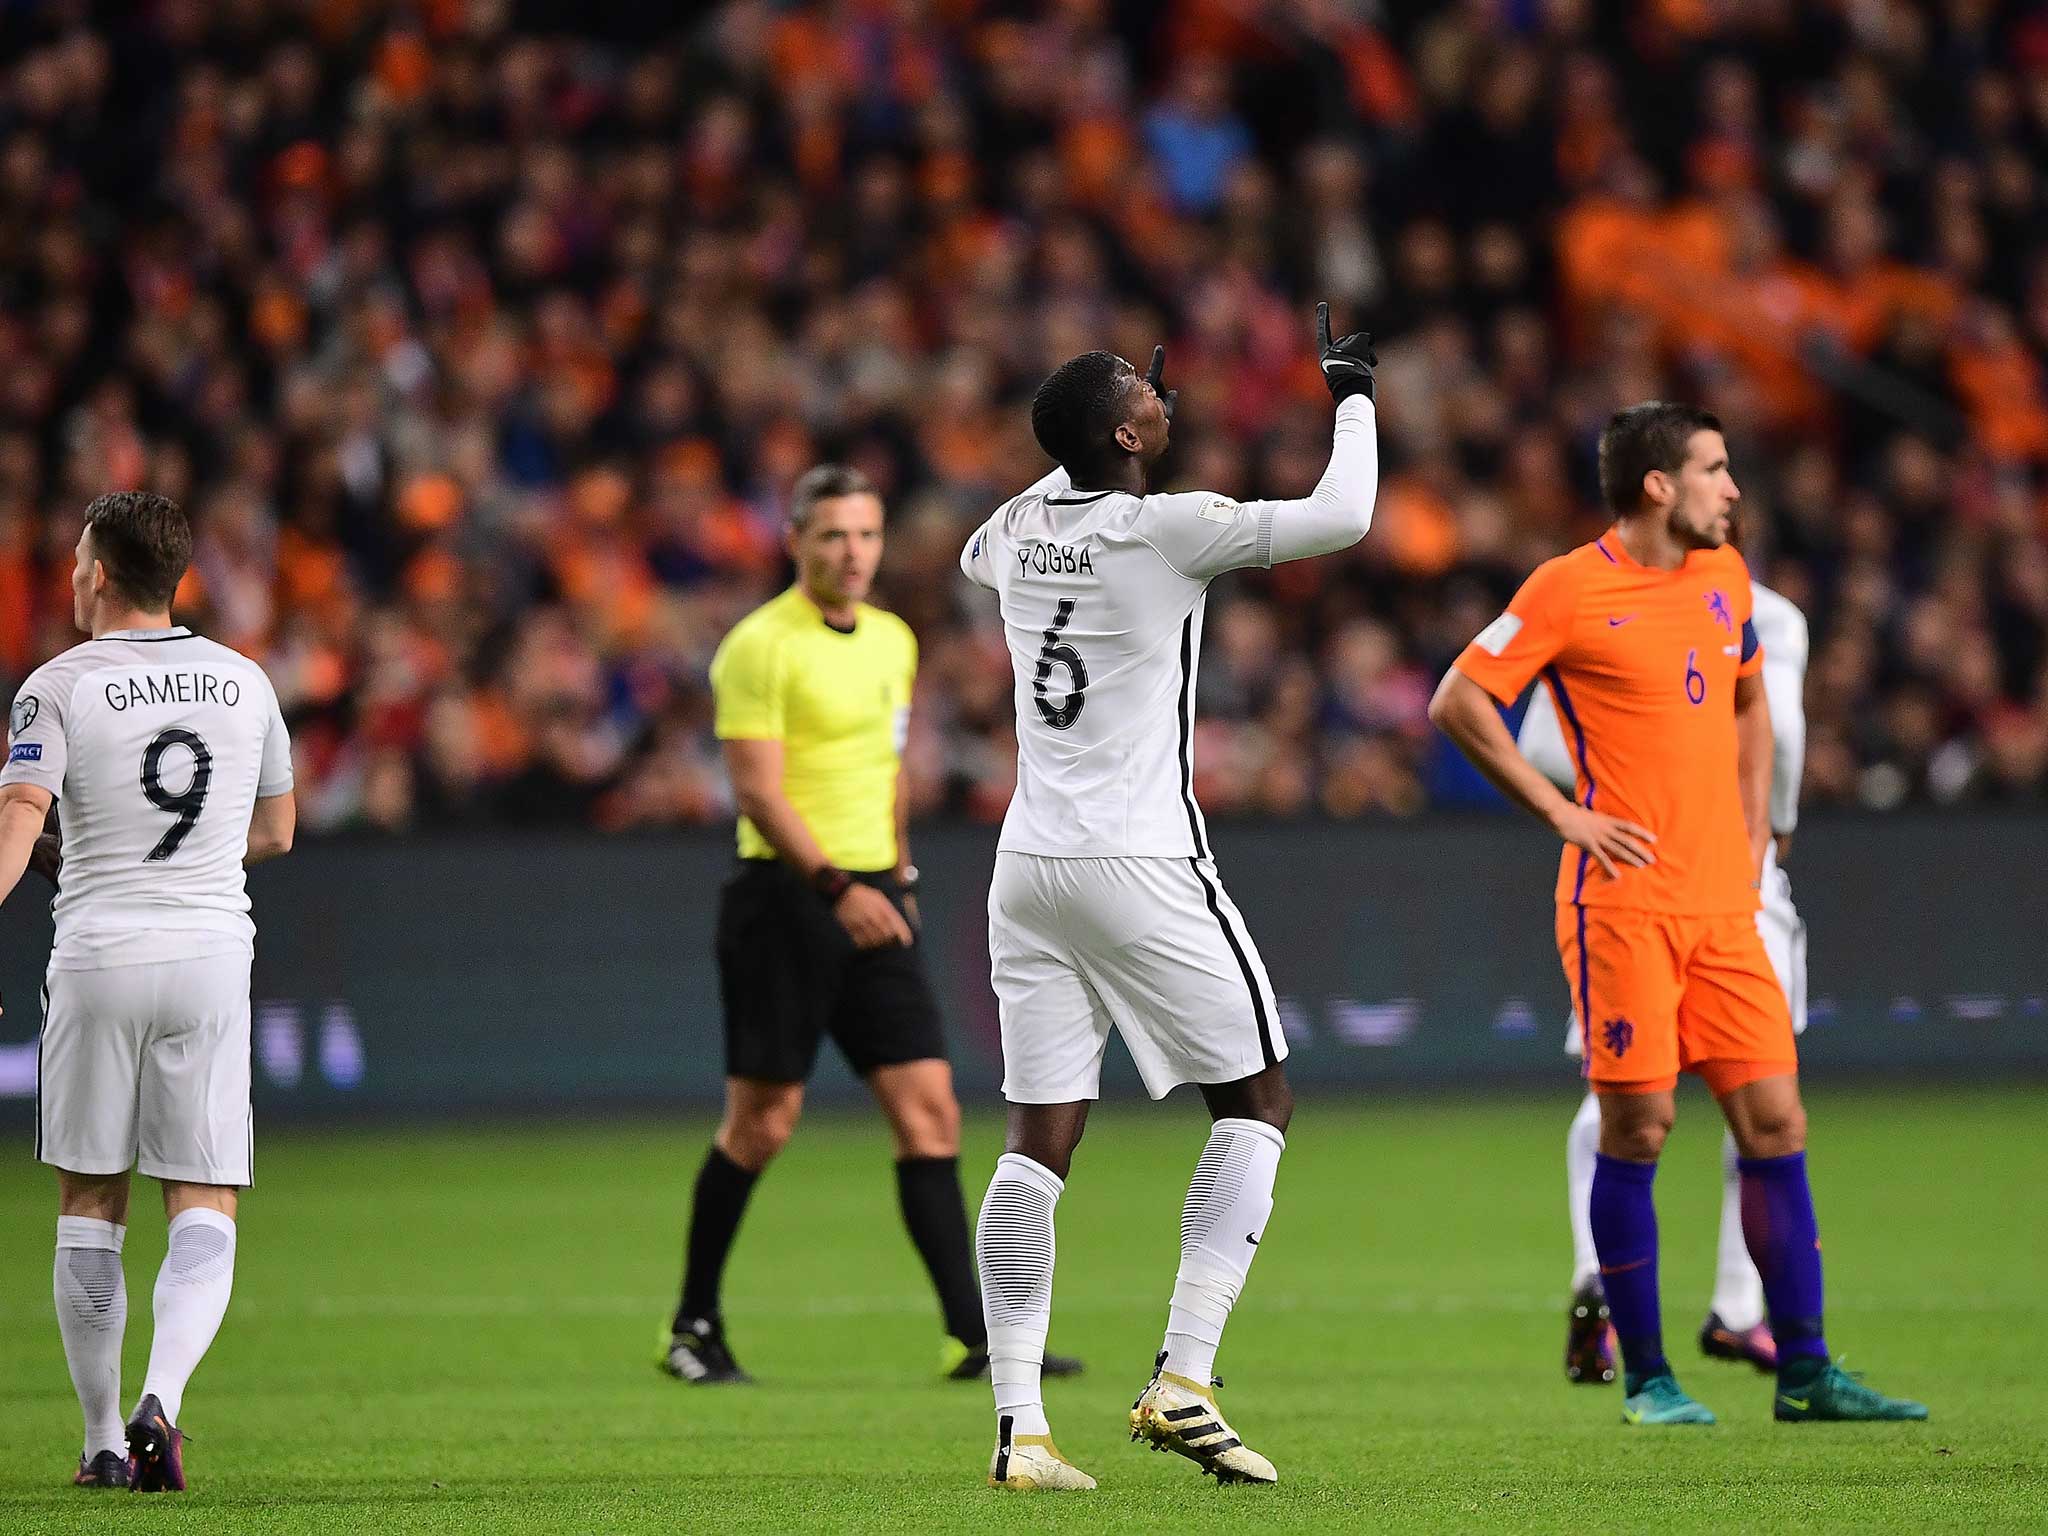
[0,1085,2041,1533]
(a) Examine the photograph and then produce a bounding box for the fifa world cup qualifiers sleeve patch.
[2,677,65,790]
[1137,490,1264,580]
[7,693,52,765]
[1453,556,1580,705]
[1472,612,1523,657]
[962,521,997,587]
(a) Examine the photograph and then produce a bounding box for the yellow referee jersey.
[710,585,917,872]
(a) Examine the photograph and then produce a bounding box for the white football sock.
[1160,1117,1284,1386]
[1566,1091,1601,1289]
[54,1216,127,1461]
[976,1153,1061,1437]
[141,1208,237,1426]
[1710,1128,1766,1329]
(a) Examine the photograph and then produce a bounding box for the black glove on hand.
[1146,345,1178,421]
[1315,302,1376,405]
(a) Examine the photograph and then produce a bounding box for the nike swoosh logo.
[1246,1234,1259,1246]
[1608,616,1634,627]
[1622,1408,1643,1424]
[1778,1396,1809,1411]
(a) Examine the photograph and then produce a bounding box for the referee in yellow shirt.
[660,465,1080,1387]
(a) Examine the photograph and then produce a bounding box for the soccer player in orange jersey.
[1429,402,1926,1426]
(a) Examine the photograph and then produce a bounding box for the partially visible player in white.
[0,492,295,1493]
[1520,554,1808,1383]
[961,305,1379,1491]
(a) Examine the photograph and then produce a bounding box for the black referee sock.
[675,1146,760,1330]
[896,1155,986,1349]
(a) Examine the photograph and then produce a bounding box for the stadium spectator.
[0,0,2042,833]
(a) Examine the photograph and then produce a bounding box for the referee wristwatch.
[898,865,920,894]
[811,865,854,903]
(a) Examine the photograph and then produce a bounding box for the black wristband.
[812,865,853,903]
[1328,374,1375,405]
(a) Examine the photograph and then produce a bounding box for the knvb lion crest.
[1601,1017,1635,1058]
[1705,591,1734,633]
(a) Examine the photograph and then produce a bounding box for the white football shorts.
[1564,850,1806,1056]
[988,851,1285,1102]
[36,951,254,1185]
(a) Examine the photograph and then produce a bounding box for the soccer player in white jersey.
[960,305,1379,1491]
[1518,541,1809,1386]
[0,493,296,1492]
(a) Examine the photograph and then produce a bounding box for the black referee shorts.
[714,860,946,1084]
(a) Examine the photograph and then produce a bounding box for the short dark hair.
[83,491,191,610]
[1597,402,1723,516]
[1031,351,1135,476]
[789,463,876,530]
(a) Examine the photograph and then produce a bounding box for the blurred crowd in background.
[1,0,2045,833]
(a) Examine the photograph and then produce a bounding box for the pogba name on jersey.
[104,671,244,711]
[1016,540,1095,577]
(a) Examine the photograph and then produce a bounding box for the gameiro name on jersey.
[960,395,1380,859]
[1,627,292,970]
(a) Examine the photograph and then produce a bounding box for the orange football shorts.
[1556,906,1797,1096]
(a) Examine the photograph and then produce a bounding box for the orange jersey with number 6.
[1453,532,1764,915]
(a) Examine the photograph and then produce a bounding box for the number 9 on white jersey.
[1,627,293,970]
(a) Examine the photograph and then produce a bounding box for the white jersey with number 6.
[961,396,1378,1101]
[2,626,292,970]
[963,395,1380,860]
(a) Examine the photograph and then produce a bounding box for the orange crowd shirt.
[1454,532,1765,916]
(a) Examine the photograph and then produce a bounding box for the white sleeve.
[1257,395,1378,565]
[1136,397,1378,581]
[1762,618,1807,836]
[960,519,997,589]
[962,468,1070,588]
[1516,677,1578,794]
[257,675,294,797]
[0,665,70,799]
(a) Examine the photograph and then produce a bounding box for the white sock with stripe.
[1160,1117,1284,1385]
[1566,1091,1602,1289]
[1709,1128,1767,1329]
[976,1154,1061,1437]
[141,1208,237,1426]
[54,1216,127,1461]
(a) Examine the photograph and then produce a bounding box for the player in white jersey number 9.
[0,492,297,1493]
